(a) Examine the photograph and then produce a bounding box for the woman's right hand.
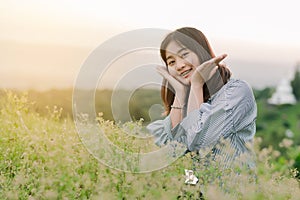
[156,65,189,103]
[190,54,227,87]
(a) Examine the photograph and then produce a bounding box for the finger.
[156,66,186,91]
[156,66,176,82]
[197,54,227,72]
[195,55,226,81]
[212,54,227,64]
[156,66,170,77]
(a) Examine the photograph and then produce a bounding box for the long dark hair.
[160,27,231,115]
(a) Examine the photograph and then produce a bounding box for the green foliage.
[0,88,162,123]
[253,87,274,100]
[291,66,300,101]
[129,88,162,122]
[1,91,300,199]
[256,99,300,150]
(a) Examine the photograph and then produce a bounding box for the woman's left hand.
[190,54,227,87]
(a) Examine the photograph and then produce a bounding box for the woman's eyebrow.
[166,55,173,61]
[177,47,187,54]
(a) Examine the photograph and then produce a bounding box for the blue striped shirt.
[147,79,257,168]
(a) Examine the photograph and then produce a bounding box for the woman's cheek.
[168,68,178,77]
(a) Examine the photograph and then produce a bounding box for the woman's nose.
[175,57,186,70]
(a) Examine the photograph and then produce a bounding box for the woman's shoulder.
[225,78,254,95]
[210,78,255,104]
[223,78,256,108]
[226,78,252,89]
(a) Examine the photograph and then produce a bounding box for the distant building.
[268,78,297,105]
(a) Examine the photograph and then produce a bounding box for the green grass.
[0,91,300,199]
[256,99,300,149]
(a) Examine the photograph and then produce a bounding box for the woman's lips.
[181,69,192,78]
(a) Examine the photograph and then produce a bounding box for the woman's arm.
[169,96,185,128]
[188,54,227,114]
[187,84,204,114]
[156,66,189,128]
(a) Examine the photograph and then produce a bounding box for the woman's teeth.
[181,69,192,77]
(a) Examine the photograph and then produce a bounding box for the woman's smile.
[180,68,193,78]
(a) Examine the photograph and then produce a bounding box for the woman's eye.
[181,52,189,58]
[168,60,175,66]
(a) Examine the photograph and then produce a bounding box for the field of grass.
[1,91,300,199]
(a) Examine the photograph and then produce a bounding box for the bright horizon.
[1,0,300,91]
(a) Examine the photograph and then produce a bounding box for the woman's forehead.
[165,41,187,55]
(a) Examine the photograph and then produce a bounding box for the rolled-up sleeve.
[147,100,229,151]
[146,115,174,146]
[183,101,230,151]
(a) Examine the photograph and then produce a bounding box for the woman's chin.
[176,76,191,86]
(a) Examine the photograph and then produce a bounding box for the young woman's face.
[165,40,200,85]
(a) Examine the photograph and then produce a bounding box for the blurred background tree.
[291,63,300,101]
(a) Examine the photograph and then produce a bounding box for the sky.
[0,0,300,90]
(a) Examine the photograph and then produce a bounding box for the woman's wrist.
[190,81,204,89]
[176,86,190,101]
[172,96,186,107]
[171,97,187,119]
[188,83,204,113]
[171,104,186,109]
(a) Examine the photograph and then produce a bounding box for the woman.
[147,27,257,169]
